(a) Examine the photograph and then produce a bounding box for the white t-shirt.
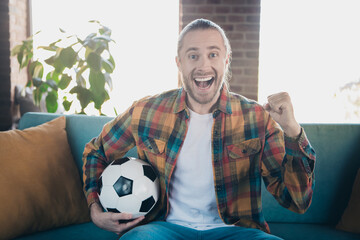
[166,109,232,230]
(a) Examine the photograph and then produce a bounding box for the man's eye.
[189,54,198,60]
[210,53,218,58]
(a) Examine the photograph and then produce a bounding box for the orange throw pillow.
[0,116,90,239]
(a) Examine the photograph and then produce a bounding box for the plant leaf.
[76,37,84,45]
[89,69,105,90]
[47,71,60,83]
[102,59,114,73]
[46,79,58,91]
[49,39,62,46]
[45,90,58,113]
[84,47,92,59]
[94,42,107,55]
[11,45,22,56]
[34,63,44,78]
[46,72,52,80]
[93,35,112,42]
[77,59,85,68]
[70,86,92,110]
[108,54,115,69]
[89,20,100,24]
[29,61,44,78]
[59,47,77,68]
[113,107,118,116]
[53,49,66,73]
[33,88,42,106]
[86,52,102,72]
[89,70,107,109]
[84,33,97,43]
[58,74,72,90]
[26,79,32,87]
[91,89,109,110]
[76,74,86,88]
[75,65,88,87]
[23,53,33,69]
[45,53,65,73]
[83,39,96,49]
[17,51,24,68]
[38,45,58,51]
[104,73,113,90]
[39,83,49,93]
[32,77,43,87]
[62,98,72,111]
[99,26,111,36]
[101,26,111,34]
[45,56,55,65]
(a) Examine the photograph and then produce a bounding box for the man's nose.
[197,55,211,69]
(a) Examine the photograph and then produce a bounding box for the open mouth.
[194,76,215,90]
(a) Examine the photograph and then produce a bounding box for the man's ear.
[175,56,181,68]
[225,53,230,66]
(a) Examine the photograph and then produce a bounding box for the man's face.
[177,29,229,111]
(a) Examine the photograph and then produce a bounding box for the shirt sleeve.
[261,117,316,214]
[82,104,136,206]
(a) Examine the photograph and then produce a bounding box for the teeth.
[194,77,213,82]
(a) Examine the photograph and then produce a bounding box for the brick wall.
[10,0,29,126]
[180,0,261,100]
[9,0,29,95]
[0,0,29,130]
[0,0,12,130]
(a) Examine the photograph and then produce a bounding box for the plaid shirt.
[83,87,316,233]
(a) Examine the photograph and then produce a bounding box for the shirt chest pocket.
[138,138,166,171]
[226,138,261,178]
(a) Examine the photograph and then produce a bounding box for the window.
[31,0,179,115]
[259,0,360,123]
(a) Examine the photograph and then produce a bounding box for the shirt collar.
[173,87,233,115]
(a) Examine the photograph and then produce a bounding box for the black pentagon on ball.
[112,157,130,165]
[139,196,156,212]
[113,176,133,197]
[107,208,120,213]
[143,165,157,182]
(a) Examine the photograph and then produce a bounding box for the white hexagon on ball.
[98,185,119,208]
[101,165,122,185]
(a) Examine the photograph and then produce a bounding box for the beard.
[181,67,224,106]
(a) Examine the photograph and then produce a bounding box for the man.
[83,19,315,239]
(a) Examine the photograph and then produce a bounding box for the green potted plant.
[11,20,115,115]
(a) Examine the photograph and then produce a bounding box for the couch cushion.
[18,112,114,177]
[0,116,90,239]
[14,222,118,240]
[336,168,360,233]
[269,223,360,240]
[263,124,360,224]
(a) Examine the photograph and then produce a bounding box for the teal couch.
[15,112,360,240]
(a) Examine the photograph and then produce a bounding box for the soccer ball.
[98,157,160,218]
